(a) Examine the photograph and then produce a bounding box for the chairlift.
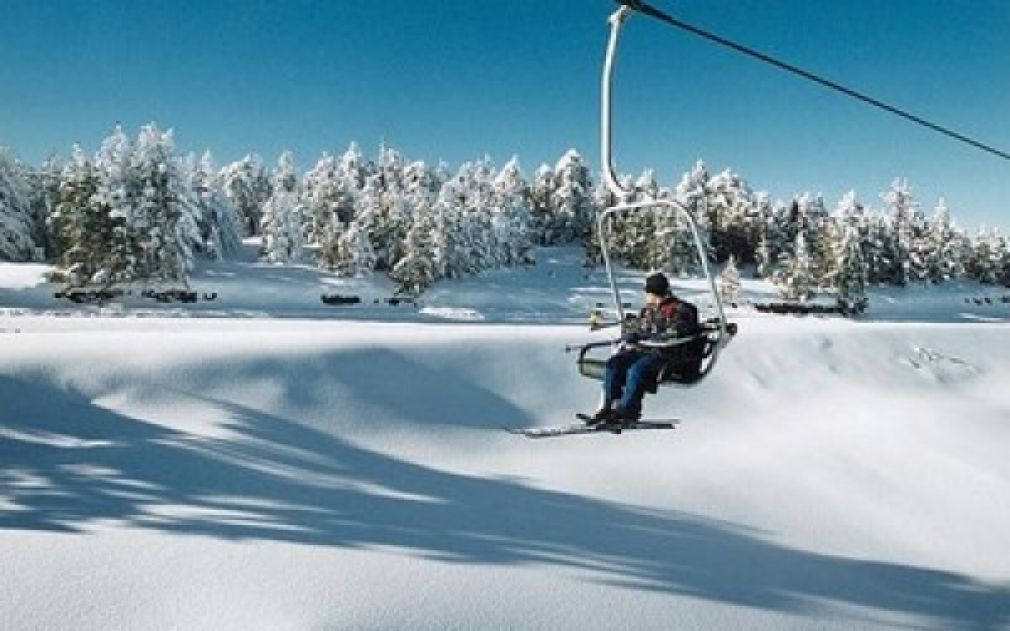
[573,4,738,389]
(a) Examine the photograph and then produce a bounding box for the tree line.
[1,124,1007,306]
[592,161,1009,311]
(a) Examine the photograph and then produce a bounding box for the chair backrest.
[656,332,708,385]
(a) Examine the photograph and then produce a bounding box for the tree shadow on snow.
[100,347,535,431]
[1,374,1008,629]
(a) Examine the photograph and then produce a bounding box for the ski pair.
[506,413,678,439]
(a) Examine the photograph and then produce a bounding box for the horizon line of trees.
[1,123,1008,306]
[592,162,1010,311]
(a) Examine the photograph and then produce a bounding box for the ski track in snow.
[2,252,1010,630]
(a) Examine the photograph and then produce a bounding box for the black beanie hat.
[645,272,670,297]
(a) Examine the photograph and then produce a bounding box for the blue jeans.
[603,350,667,416]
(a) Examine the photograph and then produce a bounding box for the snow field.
[2,313,1010,629]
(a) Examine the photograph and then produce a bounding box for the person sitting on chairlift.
[592,272,700,424]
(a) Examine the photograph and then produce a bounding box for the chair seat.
[578,357,608,381]
[577,356,702,387]
[576,324,734,391]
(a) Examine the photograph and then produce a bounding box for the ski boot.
[585,407,615,426]
[607,405,641,433]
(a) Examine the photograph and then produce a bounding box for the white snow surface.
[2,249,1010,630]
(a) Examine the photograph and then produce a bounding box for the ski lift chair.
[572,4,738,392]
[576,316,738,390]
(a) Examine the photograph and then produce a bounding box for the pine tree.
[317,219,346,270]
[261,151,305,263]
[652,183,698,276]
[995,233,1010,287]
[835,190,864,228]
[189,151,243,259]
[465,157,499,271]
[355,170,383,250]
[646,203,676,275]
[336,142,365,223]
[738,189,771,268]
[26,154,63,260]
[0,149,36,262]
[335,172,382,274]
[675,160,709,219]
[773,231,815,302]
[551,149,593,245]
[377,143,404,192]
[399,158,442,272]
[792,192,832,287]
[313,143,367,269]
[132,125,199,285]
[755,234,772,279]
[923,197,968,283]
[430,174,469,279]
[332,220,376,276]
[621,169,657,269]
[391,197,437,295]
[93,125,140,284]
[674,160,713,264]
[816,217,843,293]
[861,216,891,286]
[706,169,755,263]
[373,144,411,270]
[719,255,742,306]
[302,152,341,246]
[752,193,775,279]
[220,154,272,236]
[403,160,438,208]
[881,177,923,285]
[764,199,792,274]
[52,146,104,286]
[530,163,555,244]
[383,184,411,271]
[432,160,451,193]
[967,227,1008,284]
[492,155,535,266]
[835,224,868,314]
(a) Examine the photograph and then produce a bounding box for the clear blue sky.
[1,0,1008,229]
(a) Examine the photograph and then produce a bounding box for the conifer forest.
[2,124,1008,311]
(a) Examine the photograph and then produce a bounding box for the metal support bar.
[601,6,633,199]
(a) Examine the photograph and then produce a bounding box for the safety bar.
[596,199,731,369]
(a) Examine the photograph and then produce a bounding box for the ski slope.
[2,253,1010,629]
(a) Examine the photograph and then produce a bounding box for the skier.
[591,272,700,424]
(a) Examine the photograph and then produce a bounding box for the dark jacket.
[621,295,704,385]
[634,296,700,349]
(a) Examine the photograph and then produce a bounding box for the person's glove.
[621,330,643,344]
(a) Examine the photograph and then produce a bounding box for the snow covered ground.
[3,242,1009,325]
[2,249,1010,629]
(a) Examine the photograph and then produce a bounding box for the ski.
[506,415,678,439]
[576,413,678,428]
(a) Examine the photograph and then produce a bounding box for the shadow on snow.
[1,373,1008,629]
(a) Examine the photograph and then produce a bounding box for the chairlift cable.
[615,0,1010,162]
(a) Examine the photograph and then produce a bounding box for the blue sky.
[1,0,1008,229]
